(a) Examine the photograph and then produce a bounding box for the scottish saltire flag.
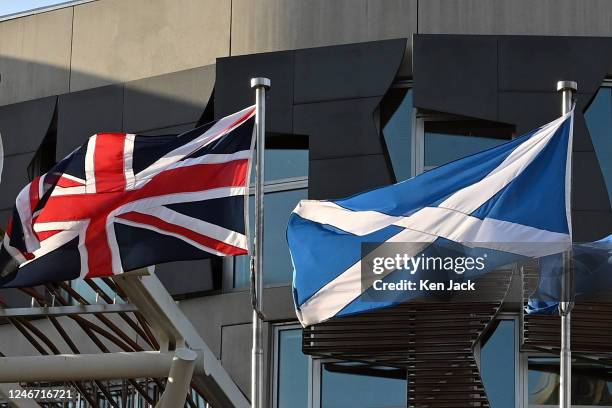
[0,106,255,287]
[288,111,574,327]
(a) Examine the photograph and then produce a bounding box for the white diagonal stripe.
[134,106,255,183]
[134,206,248,250]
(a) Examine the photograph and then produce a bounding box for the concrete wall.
[3,0,612,106]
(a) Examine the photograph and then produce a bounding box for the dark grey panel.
[0,152,34,209]
[0,209,11,230]
[0,96,56,156]
[413,35,498,121]
[155,260,216,296]
[573,151,612,212]
[262,285,295,320]
[573,210,612,242]
[294,97,384,160]
[309,155,394,200]
[294,39,406,104]
[498,37,612,94]
[498,92,560,134]
[124,66,215,133]
[138,123,197,137]
[56,85,124,160]
[216,50,294,135]
[221,323,252,396]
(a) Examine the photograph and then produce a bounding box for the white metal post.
[557,80,577,408]
[250,77,270,408]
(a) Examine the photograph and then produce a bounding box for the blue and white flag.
[526,234,612,315]
[288,111,574,326]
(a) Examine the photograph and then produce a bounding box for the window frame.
[272,323,313,408]
[223,172,308,291]
[477,313,522,408]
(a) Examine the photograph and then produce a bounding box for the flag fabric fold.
[0,106,255,287]
[288,111,575,327]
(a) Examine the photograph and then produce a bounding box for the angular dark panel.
[413,34,498,121]
[309,155,393,200]
[573,210,612,242]
[155,260,216,296]
[573,151,612,212]
[294,39,406,104]
[498,91,560,134]
[0,96,56,156]
[124,65,215,133]
[0,152,34,209]
[293,97,384,160]
[56,84,124,160]
[138,122,197,137]
[216,50,294,135]
[498,36,612,94]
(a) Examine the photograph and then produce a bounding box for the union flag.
[0,106,255,287]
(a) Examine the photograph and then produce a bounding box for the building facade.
[0,1,611,407]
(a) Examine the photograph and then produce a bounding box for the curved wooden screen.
[303,269,514,407]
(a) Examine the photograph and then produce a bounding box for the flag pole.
[250,77,270,408]
[557,80,576,408]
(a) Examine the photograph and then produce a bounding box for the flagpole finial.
[557,80,577,93]
[251,77,271,90]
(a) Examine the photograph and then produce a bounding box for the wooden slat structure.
[303,270,514,407]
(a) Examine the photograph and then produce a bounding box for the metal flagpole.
[557,80,577,408]
[250,77,270,408]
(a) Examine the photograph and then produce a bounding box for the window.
[231,135,308,289]
[233,187,308,288]
[480,317,519,408]
[527,357,612,407]
[415,114,514,174]
[273,325,407,408]
[274,326,309,408]
[317,362,407,408]
[381,87,414,181]
[584,86,612,206]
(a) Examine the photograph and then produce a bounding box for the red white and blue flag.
[0,106,255,287]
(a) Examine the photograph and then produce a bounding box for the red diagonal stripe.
[118,211,247,256]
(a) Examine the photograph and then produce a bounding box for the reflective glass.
[234,188,308,288]
[528,357,612,406]
[481,319,515,408]
[425,131,508,168]
[584,88,612,205]
[277,328,309,408]
[382,89,413,181]
[321,363,406,407]
[249,148,309,183]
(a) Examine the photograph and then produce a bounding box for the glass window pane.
[249,147,309,183]
[382,89,413,182]
[321,363,406,407]
[424,120,513,169]
[528,357,612,406]
[481,319,515,408]
[584,88,612,206]
[234,188,308,288]
[277,328,309,408]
